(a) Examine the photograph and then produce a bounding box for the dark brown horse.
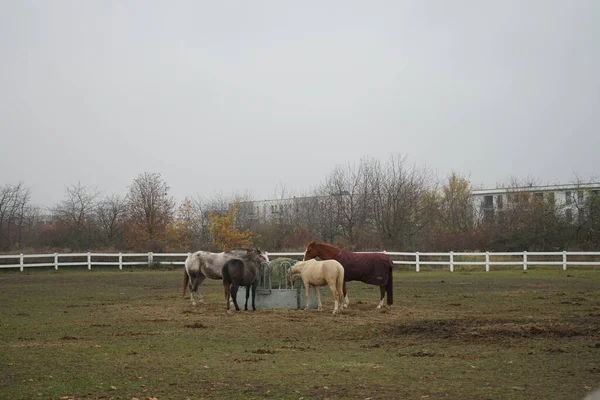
[303,241,394,309]
[221,253,265,312]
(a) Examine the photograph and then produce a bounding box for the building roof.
[472,183,600,196]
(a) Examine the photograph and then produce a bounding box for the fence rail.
[1,251,600,272]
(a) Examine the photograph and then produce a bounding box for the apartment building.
[471,183,600,223]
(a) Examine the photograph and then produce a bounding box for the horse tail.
[182,268,189,297]
[182,252,195,297]
[386,259,394,306]
[222,262,231,285]
[336,264,345,304]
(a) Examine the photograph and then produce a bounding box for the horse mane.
[314,242,341,252]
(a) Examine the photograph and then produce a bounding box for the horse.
[222,256,263,312]
[183,248,269,306]
[303,241,394,309]
[289,259,345,314]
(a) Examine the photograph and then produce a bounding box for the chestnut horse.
[288,259,345,314]
[303,241,394,309]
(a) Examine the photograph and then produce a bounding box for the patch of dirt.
[60,336,79,341]
[184,322,206,329]
[252,349,276,354]
[233,357,265,363]
[361,343,381,349]
[15,312,30,317]
[112,331,157,337]
[280,345,316,351]
[389,317,600,341]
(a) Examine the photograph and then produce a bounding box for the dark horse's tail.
[222,264,231,285]
[386,260,394,306]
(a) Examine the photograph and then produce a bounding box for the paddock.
[1,268,599,400]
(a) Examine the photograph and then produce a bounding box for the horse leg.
[188,271,199,306]
[303,280,311,311]
[377,286,386,309]
[231,284,240,312]
[190,274,206,306]
[342,281,350,309]
[251,281,258,311]
[328,282,339,314]
[244,285,250,311]
[223,283,231,311]
[314,285,322,312]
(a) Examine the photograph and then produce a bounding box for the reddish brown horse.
[303,241,394,309]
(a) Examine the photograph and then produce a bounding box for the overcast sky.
[1,0,599,207]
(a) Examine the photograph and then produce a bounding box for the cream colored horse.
[289,259,345,314]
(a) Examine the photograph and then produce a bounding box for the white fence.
[1,251,600,272]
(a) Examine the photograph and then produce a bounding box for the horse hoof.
[317,308,323,312]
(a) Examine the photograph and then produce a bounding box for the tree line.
[1,156,599,253]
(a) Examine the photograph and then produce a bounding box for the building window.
[546,192,555,205]
[565,191,572,205]
[566,208,573,223]
[483,195,493,209]
[483,209,494,222]
[579,208,584,222]
[534,192,543,200]
[497,195,503,209]
[578,191,584,203]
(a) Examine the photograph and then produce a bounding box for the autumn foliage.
[208,202,256,251]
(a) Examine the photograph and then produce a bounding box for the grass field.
[1,267,599,400]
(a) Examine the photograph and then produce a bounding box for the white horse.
[183,248,269,306]
[289,259,345,314]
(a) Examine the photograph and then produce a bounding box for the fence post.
[148,252,153,267]
[449,251,454,272]
[562,251,567,271]
[415,252,420,272]
[119,252,123,270]
[523,251,528,271]
[87,252,91,270]
[54,253,58,270]
[20,253,24,272]
[485,251,490,272]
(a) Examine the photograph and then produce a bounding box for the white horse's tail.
[182,253,196,297]
[336,264,345,304]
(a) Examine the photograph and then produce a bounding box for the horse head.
[256,248,270,264]
[303,241,317,261]
[287,261,300,288]
[244,248,269,265]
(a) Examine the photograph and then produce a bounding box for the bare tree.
[0,182,31,250]
[49,182,100,250]
[439,172,474,233]
[321,160,371,247]
[96,195,126,248]
[367,155,435,250]
[124,172,175,250]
